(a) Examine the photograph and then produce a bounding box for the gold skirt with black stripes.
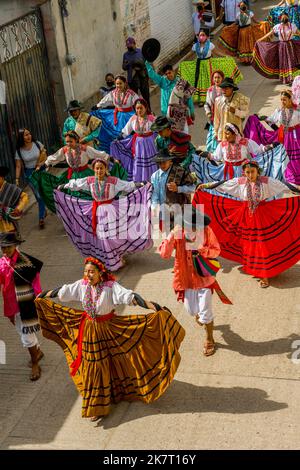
[35,298,185,418]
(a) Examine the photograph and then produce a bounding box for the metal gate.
[0,9,60,181]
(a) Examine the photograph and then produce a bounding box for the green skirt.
[30,168,94,214]
[178,57,243,103]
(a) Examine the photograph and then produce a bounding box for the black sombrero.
[142,38,161,63]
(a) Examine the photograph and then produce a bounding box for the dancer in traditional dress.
[204,70,224,152]
[252,13,300,84]
[94,75,139,153]
[193,123,288,185]
[167,79,196,133]
[159,205,232,357]
[218,2,270,63]
[194,160,300,288]
[55,156,153,271]
[244,89,300,183]
[36,256,185,420]
[214,76,250,142]
[110,98,157,182]
[62,100,101,147]
[179,28,242,105]
[151,149,196,232]
[15,128,47,229]
[0,166,28,235]
[267,0,300,34]
[0,232,44,381]
[151,116,196,168]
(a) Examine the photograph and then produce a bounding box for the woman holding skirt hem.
[36,257,185,420]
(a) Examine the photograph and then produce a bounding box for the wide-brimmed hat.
[142,38,161,62]
[150,115,173,132]
[0,166,9,178]
[219,77,239,91]
[153,149,176,163]
[65,100,83,112]
[0,232,24,247]
[183,206,211,229]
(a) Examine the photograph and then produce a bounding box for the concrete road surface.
[0,0,300,450]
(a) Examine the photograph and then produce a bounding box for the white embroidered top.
[58,280,134,316]
[63,176,135,201]
[236,11,254,27]
[122,114,156,136]
[97,89,139,109]
[215,176,293,200]
[267,108,300,127]
[45,146,107,168]
[212,139,265,163]
[272,23,298,41]
[192,41,215,58]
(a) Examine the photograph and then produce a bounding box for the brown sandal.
[30,364,41,381]
[203,341,215,357]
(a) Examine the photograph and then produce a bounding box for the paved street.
[1,0,300,450]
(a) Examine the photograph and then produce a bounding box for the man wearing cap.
[214,77,250,142]
[0,232,44,381]
[151,116,196,168]
[122,37,150,108]
[192,1,215,40]
[151,149,196,231]
[0,166,29,235]
[62,100,101,147]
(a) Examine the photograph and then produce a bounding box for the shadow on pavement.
[215,324,298,358]
[98,379,288,430]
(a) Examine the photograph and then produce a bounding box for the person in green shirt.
[145,62,195,118]
[62,100,101,148]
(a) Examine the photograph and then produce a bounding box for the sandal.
[195,314,203,327]
[30,364,41,381]
[90,416,102,422]
[259,279,269,288]
[39,219,45,229]
[28,350,44,367]
[203,341,215,357]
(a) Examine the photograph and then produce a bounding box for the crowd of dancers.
[1,0,300,423]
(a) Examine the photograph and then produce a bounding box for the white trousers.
[14,313,39,348]
[184,288,213,324]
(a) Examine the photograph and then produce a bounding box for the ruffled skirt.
[54,184,153,271]
[35,298,185,418]
[91,108,135,153]
[192,190,300,278]
[110,134,158,182]
[178,57,243,103]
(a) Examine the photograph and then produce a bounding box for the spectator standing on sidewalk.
[122,37,151,108]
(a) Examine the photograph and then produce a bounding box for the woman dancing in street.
[36,257,185,421]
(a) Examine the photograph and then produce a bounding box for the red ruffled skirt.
[193,191,300,278]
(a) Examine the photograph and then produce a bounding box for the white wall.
[149,0,194,68]
[49,0,125,105]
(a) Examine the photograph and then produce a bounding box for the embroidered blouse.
[58,279,134,316]
[211,138,265,163]
[97,89,139,109]
[266,108,300,127]
[45,145,107,168]
[272,23,298,41]
[215,176,293,200]
[192,41,215,59]
[236,11,254,26]
[63,176,135,201]
[122,114,156,136]
[204,85,222,118]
